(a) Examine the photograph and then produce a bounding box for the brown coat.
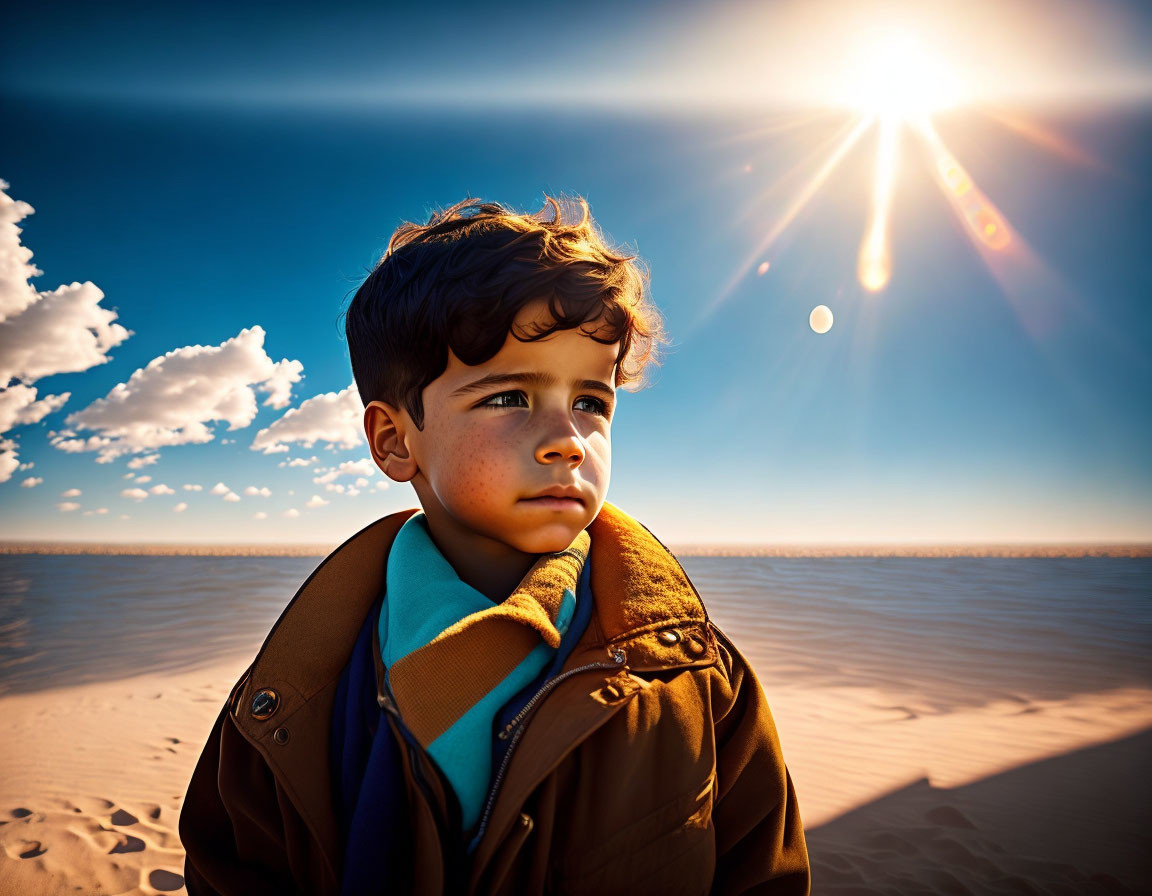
[179,503,810,894]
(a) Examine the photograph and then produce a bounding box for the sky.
[1,0,1150,545]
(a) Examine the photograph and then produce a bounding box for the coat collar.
[236,501,715,728]
[227,501,717,889]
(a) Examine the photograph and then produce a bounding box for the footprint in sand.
[19,840,46,858]
[110,809,138,826]
[11,808,32,819]
[149,869,185,891]
[108,834,146,854]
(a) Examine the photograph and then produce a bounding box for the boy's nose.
[535,432,585,466]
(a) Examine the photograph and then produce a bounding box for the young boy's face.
[370,299,620,563]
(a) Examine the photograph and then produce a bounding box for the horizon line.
[1,540,1149,559]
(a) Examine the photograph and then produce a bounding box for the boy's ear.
[363,401,419,483]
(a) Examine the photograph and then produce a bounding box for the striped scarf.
[379,511,590,831]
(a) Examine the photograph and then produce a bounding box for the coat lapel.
[466,504,719,883]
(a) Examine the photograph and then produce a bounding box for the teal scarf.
[379,511,589,830]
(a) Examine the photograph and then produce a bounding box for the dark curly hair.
[343,195,668,430]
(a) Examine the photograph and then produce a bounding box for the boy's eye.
[481,391,529,409]
[479,391,611,418]
[574,396,610,417]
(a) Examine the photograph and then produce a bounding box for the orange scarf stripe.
[388,530,590,748]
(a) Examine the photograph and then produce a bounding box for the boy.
[180,197,809,895]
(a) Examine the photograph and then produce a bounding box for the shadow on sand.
[806,727,1152,895]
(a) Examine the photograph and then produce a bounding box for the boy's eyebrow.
[451,371,616,399]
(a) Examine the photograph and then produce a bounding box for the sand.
[1,658,1149,894]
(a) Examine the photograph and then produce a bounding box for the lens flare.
[916,117,1013,251]
[688,10,1080,328]
[857,118,901,292]
[810,304,834,333]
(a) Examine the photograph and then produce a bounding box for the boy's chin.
[500,519,589,556]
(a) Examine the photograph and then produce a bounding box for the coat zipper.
[467,647,627,856]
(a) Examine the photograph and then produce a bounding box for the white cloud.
[0,181,131,372]
[374,479,389,491]
[135,474,152,483]
[0,280,130,383]
[305,494,329,508]
[122,472,135,480]
[119,514,129,519]
[150,483,175,495]
[60,487,81,497]
[324,482,346,494]
[52,326,302,462]
[243,485,271,497]
[0,440,17,483]
[0,384,70,431]
[57,501,80,512]
[0,385,70,481]
[313,458,377,485]
[283,455,317,468]
[253,511,268,520]
[210,482,230,495]
[283,508,300,518]
[20,476,42,488]
[0,181,130,481]
[251,384,361,455]
[223,491,241,503]
[121,487,148,501]
[0,182,41,321]
[127,453,160,470]
[173,501,188,513]
[18,461,33,470]
[182,483,202,491]
[354,477,369,488]
[345,487,361,497]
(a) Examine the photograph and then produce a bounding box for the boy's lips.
[521,485,585,504]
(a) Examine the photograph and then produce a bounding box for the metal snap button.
[273,727,290,745]
[250,688,279,720]
[658,629,681,645]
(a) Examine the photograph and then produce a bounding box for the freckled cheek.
[441,430,516,501]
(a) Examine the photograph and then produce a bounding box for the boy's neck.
[417,505,539,603]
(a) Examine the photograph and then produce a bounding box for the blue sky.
[1,0,1150,544]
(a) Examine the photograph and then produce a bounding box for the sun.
[698,14,1030,323]
[842,28,962,121]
